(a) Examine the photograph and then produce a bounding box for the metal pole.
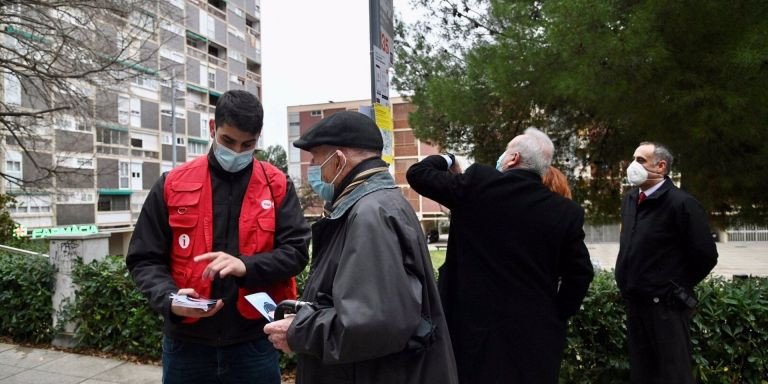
[369,0,379,104]
[171,68,177,168]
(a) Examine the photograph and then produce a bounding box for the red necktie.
[637,192,647,205]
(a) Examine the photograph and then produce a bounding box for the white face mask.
[626,160,662,186]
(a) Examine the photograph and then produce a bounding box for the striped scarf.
[323,165,389,218]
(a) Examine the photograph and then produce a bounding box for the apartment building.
[1,0,263,255]
[287,97,450,236]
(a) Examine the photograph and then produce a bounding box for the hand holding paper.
[170,288,223,318]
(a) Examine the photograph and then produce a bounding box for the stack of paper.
[170,293,217,311]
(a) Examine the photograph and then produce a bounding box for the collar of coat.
[325,171,398,220]
[632,177,674,202]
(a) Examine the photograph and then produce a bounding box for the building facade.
[1,0,263,255]
[287,97,450,235]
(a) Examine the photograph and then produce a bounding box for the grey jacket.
[286,171,458,384]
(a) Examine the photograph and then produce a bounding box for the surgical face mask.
[496,152,508,172]
[308,151,345,201]
[626,160,662,186]
[213,139,254,173]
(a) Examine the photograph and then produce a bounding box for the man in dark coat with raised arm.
[407,128,594,384]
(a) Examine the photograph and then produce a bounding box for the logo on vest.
[261,200,273,210]
[178,234,190,249]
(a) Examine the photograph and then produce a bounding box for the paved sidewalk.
[0,343,161,384]
[586,242,768,278]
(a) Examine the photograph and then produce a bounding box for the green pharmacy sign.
[13,224,99,239]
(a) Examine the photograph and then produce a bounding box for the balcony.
[186,101,209,113]
[246,71,261,83]
[206,3,226,20]
[186,46,207,62]
[97,211,132,225]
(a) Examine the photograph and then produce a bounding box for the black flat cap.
[293,111,383,151]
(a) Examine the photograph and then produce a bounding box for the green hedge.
[64,255,163,359]
[561,271,768,383]
[0,252,55,343]
[2,255,767,383]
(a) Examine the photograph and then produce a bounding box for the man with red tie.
[615,141,718,383]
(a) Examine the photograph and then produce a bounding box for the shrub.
[560,271,768,383]
[65,255,163,359]
[0,252,55,343]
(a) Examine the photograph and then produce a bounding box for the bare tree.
[0,0,170,189]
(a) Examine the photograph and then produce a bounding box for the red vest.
[164,156,296,323]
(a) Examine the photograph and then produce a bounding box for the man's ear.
[209,119,215,139]
[508,152,520,168]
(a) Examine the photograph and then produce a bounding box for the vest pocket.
[169,214,198,257]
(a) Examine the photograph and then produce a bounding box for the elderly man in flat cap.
[264,111,458,384]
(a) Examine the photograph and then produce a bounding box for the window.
[227,50,245,63]
[168,0,184,10]
[188,141,208,155]
[4,150,22,190]
[227,26,245,41]
[98,195,130,211]
[160,106,185,119]
[208,71,216,89]
[160,48,185,64]
[310,110,322,117]
[56,155,94,169]
[118,96,130,125]
[131,138,143,148]
[119,161,130,189]
[76,158,94,168]
[9,195,51,214]
[160,20,183,35]
[96,127,129,146]
[288,122,300,136]
[3,73,21,105]
[57,190,94,204]
[132,76,158,90]
[131,191,148,212]
[162,134,186,146]
[230,75,245,86]
[55,116,89,132]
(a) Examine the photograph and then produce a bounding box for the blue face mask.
[495,152,507,172]
[213,140,253,173]
[308,151,345,201]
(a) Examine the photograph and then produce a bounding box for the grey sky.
[260,0,414,150]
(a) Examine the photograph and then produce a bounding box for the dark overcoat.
[407,156,594,384]
[286,171,458,384]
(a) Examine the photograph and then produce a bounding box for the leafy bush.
[560,271,768,383]
[561,271,629,383]
[0,252,55,343]
[65,255,163,359]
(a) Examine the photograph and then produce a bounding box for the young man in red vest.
[127,90,310,384]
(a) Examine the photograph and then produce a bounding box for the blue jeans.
[162,336,281,384]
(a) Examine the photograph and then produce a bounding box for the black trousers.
[626,300,694,384]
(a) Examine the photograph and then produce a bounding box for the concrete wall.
[97,158,118,189]
[142,161,160,189]
[56,204,95,225]
[56,167,94,189]
[141,100,159,130]
[55,130,94,153]
[22,152,53,188]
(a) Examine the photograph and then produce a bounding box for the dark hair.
[214,90,264,134]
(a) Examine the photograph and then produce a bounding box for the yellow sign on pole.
[374,103,394,164]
